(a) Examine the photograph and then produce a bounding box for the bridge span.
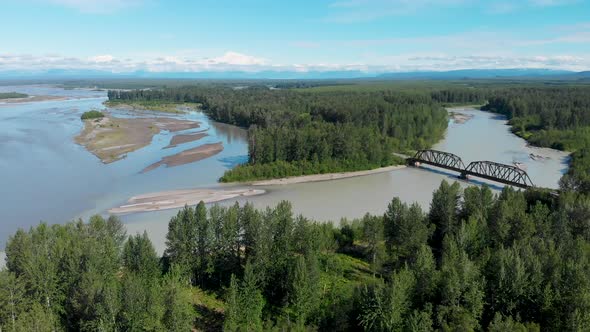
[407,149,535,189]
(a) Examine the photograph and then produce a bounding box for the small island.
[80,110,105,120]
[0,92,28,99]
[142,142,224,173]
[75,113,200,163]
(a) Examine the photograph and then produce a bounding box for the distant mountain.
[130,70,372,79]
[0,69,371,80]
[0,68,587,81]
[572,71,590,79]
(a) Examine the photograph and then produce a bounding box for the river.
[0,85,570,255]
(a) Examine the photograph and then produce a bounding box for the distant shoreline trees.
[3,181,590,330]
[108,85,449,181]
[0,92,28,99]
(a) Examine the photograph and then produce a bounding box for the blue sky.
[1,0,590,73]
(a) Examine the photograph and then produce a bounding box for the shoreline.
[0,95,69,104]
[242,164,407,186]
[75,114,201,164]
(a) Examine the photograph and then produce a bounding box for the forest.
[3,181,590,331]
[108,86,449,181]
[3,81,590,330]
[479,86,590,194]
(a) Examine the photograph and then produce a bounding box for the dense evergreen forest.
[3,181,590,331]
[479,86,590,194]
[4,81,590,330]
[108,86,449,181]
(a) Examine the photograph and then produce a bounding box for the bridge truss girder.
[411,149,466,171]
[462,160,535,188]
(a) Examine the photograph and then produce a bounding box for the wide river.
[0,85,570,254]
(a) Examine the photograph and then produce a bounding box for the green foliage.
[479,86,590,195]
[384,197,432,266]
[0,92,28,99]
[104,99,198,113]
[80,110,104,120]
[1,215,196,331]
[429,180,462,255]
[162,267,195,332]
[109,85,448,181]
[123,231,160,277]
[224,263,265,332]
[6,177,590,330]
[358,268,415,332]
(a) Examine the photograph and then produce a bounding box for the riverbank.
[104,100,200,114]
[245,165,407,186]
[75,114,201,163]
[0,95,69,104]
[109,188,265,214]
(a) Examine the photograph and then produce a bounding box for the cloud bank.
[0,51,588,75]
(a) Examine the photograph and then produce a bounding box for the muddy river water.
[0,86,570,254]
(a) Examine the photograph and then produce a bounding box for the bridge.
[407,149,535,189]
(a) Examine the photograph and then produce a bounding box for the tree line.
[108,86,448,181]
[478,86,590,194]
[4,180,590,330]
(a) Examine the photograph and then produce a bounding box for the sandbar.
[0,95,69,104]
[164,131,208,149]
[142,142,224,172]
[449,111,474,124]
[75,115,200,163]
[109,188,265,214]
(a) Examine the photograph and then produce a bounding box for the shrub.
[81,110,105,120]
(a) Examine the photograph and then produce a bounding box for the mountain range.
[0,68,589,81]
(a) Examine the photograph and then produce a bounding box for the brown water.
[124,107,570,253]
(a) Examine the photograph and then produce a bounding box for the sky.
[1,0,590,74]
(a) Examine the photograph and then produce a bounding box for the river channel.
[0,86,570,254]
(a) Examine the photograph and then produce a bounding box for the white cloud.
[88,55,115,63]
[0,51,589,74]
[208,52,267,66]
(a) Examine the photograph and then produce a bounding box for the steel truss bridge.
[407,149,535,189]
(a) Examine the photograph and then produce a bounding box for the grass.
[105,100,201,114]
[191,287,225,332]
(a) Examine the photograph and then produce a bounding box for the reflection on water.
[0,88,570,255]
